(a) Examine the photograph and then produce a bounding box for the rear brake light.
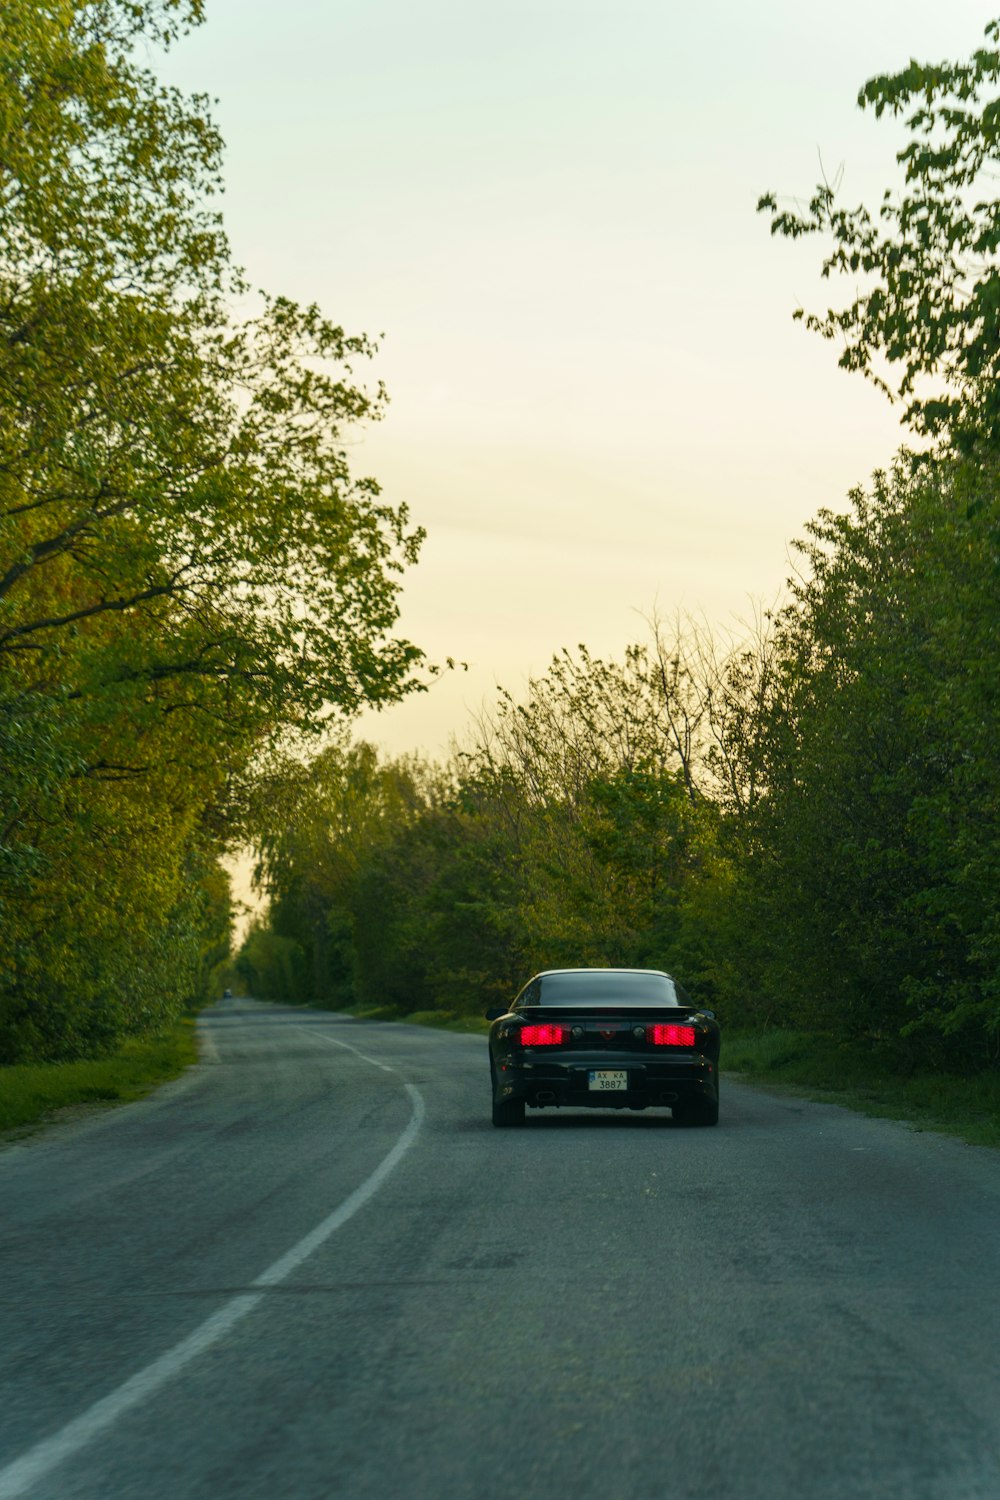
[647,1023,696,1047]
[519,1024,566,1046]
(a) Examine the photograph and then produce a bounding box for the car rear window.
[535,971,680,1007]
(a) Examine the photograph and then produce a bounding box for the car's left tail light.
[519,1024,567,1046]
[646,1023,696,1047]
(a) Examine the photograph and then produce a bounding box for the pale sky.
[165,0,993,762]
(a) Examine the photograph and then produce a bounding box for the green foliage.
[2,0,423,733]
[724,1029,1000,1148]
[745,458,1000,1056]
[236,924,309,1007]
[759,17,1000,453]
[745,18,1000,1073]
[0,790,233,1061]
[0,0,425,1062]
[246,644,743,1021]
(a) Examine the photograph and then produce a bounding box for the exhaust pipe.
[534,1089,557,1106]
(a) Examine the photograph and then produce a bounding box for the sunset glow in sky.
[165,0,991,759]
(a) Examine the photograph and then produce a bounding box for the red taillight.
[519,1024,567,1046]
[647,1023,696,1047]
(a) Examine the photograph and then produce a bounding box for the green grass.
[0,1015,200,1137]
[723,1029,1000,1149]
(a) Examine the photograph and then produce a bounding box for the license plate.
[588,1070,628,1091]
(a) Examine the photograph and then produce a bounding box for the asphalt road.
[1,998,999,1500]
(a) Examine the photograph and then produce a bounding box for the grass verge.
[724,1029,1000,1149]
[0,1015,200,1138]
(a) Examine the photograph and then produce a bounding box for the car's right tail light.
[646,1023,696,1047]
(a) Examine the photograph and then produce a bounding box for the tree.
[253,741,434,1008]
[467,646,736,994]
[746,459,1000,1056]
[759,17,1000,454]
[244,627,782,1023]
[0,1,426,1059]
[754,17,1000,1061]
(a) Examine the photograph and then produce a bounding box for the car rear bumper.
[498,1052,718,1110]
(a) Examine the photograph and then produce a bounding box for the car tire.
[492,1094,526,1126]
[490,1061,525,1126]
[674,1096,719,1127]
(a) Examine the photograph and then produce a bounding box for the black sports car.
[486,968,720,1126]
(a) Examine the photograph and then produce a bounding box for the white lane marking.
[0,1082,425,1500]
[253,1083,423,1288]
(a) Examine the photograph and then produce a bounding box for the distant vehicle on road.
[222,988,233,999]
[486,968,720,1127]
